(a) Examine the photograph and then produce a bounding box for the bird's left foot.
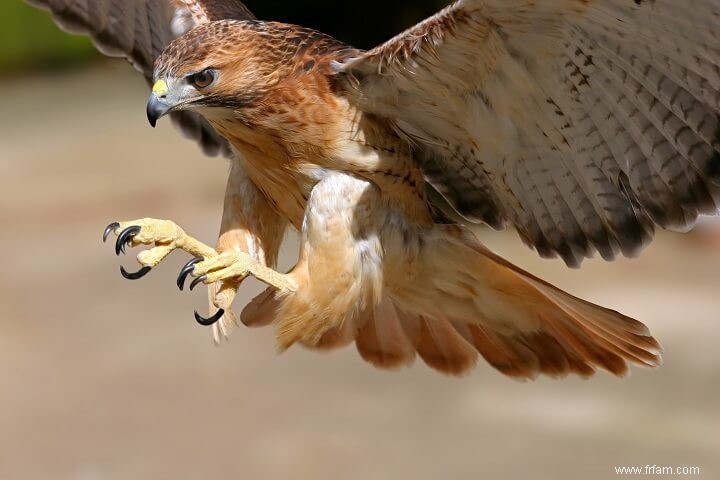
[103,218,218,275]
[103,218,295,327]
[175,252,297,326]
[103,218,223,324]
[176,252,296,296]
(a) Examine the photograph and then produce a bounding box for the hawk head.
[146,20,284,127]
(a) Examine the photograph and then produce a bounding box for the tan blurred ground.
[0,64,719,480]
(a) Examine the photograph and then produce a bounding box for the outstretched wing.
[26,0,255,157]
[337,0,720,266]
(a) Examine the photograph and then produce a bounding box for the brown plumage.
[28,0,720,379]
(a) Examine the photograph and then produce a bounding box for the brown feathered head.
[146,20,287,126]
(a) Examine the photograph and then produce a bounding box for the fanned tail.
[240,226,661,379]
[382,227,662,378]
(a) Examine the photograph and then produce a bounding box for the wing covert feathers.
[338,0,720,266]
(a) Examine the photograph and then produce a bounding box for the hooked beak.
[146,79,172,128]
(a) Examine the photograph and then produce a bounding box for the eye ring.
[190,69,215,89]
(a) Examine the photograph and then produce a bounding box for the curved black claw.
[189,275,206,291]
[177,257,204,291]
[103,222,120,243]
[120,265,152,280]
[194,309,225,326]
[115,225,142,256]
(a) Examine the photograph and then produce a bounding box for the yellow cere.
[152,80,168,96]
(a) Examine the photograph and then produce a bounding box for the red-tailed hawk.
[28,0,720,378]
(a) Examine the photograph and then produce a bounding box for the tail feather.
[539,313,630,377]
[237,227,661,379]
[240,288,278,328]
[522,332,572,377]
[563,312,661,367]
[468,325,543,378]
[355,298,416,369]
[415,317,478,376]
[315,314,362,351]
[535,280,662,368]
[386,228,663,378]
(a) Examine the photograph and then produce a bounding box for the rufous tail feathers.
[240,228,661,379]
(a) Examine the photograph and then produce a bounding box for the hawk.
[28,0,720,378]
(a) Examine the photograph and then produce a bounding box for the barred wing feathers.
[338,0,720,266]
[26,0,256,157]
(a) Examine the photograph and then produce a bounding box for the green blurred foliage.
[0,1,96,71]
[3,0,447,72]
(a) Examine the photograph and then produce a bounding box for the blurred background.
[1,1,719,479]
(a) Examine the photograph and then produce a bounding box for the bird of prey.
[28,0,720,379]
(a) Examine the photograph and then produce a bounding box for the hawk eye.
[190,69,215,89]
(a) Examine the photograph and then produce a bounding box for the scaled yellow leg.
[106,218,294,292]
